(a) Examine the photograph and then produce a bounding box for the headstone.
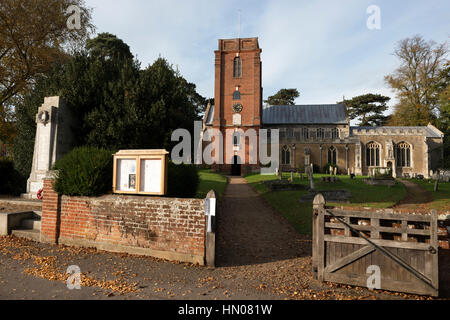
[434,180,439,192]
[329,166,333,175]
[333,167,337,176]
[22,97,75,199]
[290,171,294,183]
[308,164,315,190]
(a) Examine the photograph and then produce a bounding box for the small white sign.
[204,198,216,233]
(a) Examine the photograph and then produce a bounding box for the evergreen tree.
[339,94,390,126]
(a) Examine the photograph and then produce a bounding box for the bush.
[0,158,24,195]
[0,158,14,194]
[53,147,113,196]
[167,161,199,198]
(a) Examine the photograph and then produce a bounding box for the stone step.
[11,228,40,242]
[21,219,41,230]
[33,211,42,218]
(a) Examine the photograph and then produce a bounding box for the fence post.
[205,190,217,267]
[430,209,439,295]
[312,193,325,280]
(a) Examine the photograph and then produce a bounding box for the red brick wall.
[41,179,60,243]
[41,179,206,264]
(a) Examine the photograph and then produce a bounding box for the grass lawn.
[196,169,228,199]
[409,179,450,212]
[245,173,407,235]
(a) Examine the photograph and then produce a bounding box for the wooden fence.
[312,194,439,297]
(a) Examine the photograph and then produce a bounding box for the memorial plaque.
[113,150,168,195]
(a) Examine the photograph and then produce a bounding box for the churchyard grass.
[196,169,228,199]
[410,179,450,212]
[245,173,407,235]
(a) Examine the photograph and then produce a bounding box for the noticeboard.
[113,150,168,196]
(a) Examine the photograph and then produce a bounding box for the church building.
[203,37,445,178]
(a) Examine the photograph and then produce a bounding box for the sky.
[85,0,449,110]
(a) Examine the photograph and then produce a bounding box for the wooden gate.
[312,194,439,297]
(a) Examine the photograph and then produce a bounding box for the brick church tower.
[211,38,263,175]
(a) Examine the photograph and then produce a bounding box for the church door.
[231,156,241,176]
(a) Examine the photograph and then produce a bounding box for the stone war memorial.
[22,96,76,199]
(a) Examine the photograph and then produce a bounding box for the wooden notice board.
[113,150,169,196]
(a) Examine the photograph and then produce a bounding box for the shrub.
[53,147,113,196]
[167,161,199,198]
[0,158,14,194]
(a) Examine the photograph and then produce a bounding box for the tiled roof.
[262,104,348,125]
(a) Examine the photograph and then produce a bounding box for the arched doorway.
[231,155,241,176]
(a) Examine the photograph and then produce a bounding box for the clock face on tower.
[232,103,243,113]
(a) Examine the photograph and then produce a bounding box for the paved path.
[216,177,309,267]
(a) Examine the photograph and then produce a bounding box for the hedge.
[167,161,199,198]
[53,147,113,197]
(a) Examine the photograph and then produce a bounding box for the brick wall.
[42,178,207,265]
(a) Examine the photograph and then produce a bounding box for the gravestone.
[22,97,75,199]
[307,163,315,190]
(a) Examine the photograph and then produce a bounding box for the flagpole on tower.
[238,9,241,39]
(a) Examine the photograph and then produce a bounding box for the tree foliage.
[265,88,300,105]
[0,0,94,107]
[385,35,448,126]
[13,33,206,183]
[339,94,390,126]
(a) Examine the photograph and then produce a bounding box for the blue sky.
[86,0,449,109]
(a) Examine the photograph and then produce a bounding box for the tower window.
[366,142,380,167]
[233,132,240,146]
[396,142,411,167]
[328,146,337,165]
[233,57,242,78]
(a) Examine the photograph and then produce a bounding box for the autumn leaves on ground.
[1,177,448,300]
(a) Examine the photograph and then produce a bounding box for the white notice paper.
[116,159,137,191]
[140,159,162,193]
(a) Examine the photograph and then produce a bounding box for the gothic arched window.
[366,142,380,167]
[396,142,411,167]
[281,146,291,165]
[328,146,337,165]
[233,57,242,78]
